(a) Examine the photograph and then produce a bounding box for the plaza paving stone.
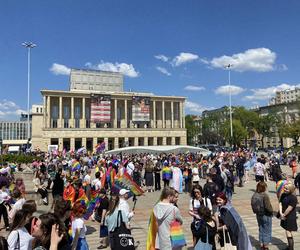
[0,165,299,249]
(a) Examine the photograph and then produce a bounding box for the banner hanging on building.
[91,95,111,122]
[132,96,150,121]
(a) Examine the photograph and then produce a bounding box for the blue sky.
[1,0,300,120]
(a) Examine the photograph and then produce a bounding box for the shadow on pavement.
[249,235,287,250]
[86,225,97,235]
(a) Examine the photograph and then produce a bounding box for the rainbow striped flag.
[276,179,288,199]
[162,166,172,180]
[146,211,158,250]
[113,172,144,197]
[71,161,81,172]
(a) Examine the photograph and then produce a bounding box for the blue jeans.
[256,215,272,244]
[77,238,89,250]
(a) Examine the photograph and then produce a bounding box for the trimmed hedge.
[0,154,42,164]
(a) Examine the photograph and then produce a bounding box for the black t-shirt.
[280,193,298,216]
[97,196,109,222]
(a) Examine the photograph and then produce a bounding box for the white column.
[162,101,165,128]
[124,99,128,128]
[171,137,176,145]
[153,100,156,128]
[171,101,174,129]
[82,97,86,128]
[70,138,75,151]
[182,101,185,128]
[179,102,182,128]
[144,137,148,146]
[162,137,167,146]
[58,138,63,151]
[93,137,97,151]
[82,137,87,148]
[70,97,74,128]
[47,96,51,128]
[104,138,109,151]
[114,137,119,149]
[114,99,118,128]
[134,137,139,146]
[43,96,46,128]
[59,96,62,128]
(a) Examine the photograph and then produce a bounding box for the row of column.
[58,136,180,151]
[44,96,185,129]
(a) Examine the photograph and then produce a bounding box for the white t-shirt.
[189,198,213,214]
[72,218,87,239]
[192,167,200,182]
[9,198,26,220]
[83,174,91,185]
[91,179,101,190]
[7,227,34,250]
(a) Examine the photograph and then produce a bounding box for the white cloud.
[156,66,171,76]
[184,85,205,91]
[172,52,199,67]
[185,101,212,114]
[245,83,300,101]
[154,54,169,62]
[0,99,26,119]
[86,61,139,78]
[215,85,245,95]
[50,63,71,75]
[210,48,277,72]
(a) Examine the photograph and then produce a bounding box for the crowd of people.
[0,148,298,250]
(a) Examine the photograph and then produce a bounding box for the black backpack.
[251,192,265,215]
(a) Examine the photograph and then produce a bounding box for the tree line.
[185,105,300,148]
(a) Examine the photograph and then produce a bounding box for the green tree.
[233,107,259,147]
[285,120,300,146]
[221,119,247,147]
[256,114,276,149]
[185,115,199,145]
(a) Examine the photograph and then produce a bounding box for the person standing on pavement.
[96,188,109,249]
[0,183,10,231]
[279,182,298,250]
[153,187,183,250]
[154,159,162,191]
[235,154,246,187]
[251,182,273,250]
[192,164,200,186]
[289,157,298,179]
[118,189,134,223]
[253,158,266,182]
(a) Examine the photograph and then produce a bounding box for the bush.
[0,154,42,164]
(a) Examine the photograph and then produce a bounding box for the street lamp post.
[225,64,233,145]
[22,42,36,150]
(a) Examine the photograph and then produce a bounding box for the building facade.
[269,87,300,105]
[0,121,31,146]
[32,69,187,152]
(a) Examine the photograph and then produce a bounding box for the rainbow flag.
[276,180,288,199]
[63,185,75,203]
[71,161,81,172]
[106,167,116,186]
[146,211,158,250]
[113,172,144,197]
[162,166,172,180]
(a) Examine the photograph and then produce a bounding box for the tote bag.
[111,211,135,250]
[194,226,212,250]
[170,209,186,248]
[221,226,237,250]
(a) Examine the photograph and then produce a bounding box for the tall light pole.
[22,42,36,150]
[225,64,233,145]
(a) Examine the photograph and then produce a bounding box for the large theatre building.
[32,69,187,152]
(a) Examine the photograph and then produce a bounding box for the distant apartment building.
[269,87,300,105]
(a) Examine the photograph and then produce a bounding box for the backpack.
[225,171,234,188]
[251,192,265,215]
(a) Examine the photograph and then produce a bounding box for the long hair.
[34,213,66,249]
[10,210,29,232]
[107,195,120,215]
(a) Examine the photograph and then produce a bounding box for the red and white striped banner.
[91,95,111,122]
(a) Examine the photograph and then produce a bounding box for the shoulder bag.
[194,226,212,250]
[111,211,135,250]
[170,208,186,248]
[221,226,237,250]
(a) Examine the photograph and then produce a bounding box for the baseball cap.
[119,189,130,196]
